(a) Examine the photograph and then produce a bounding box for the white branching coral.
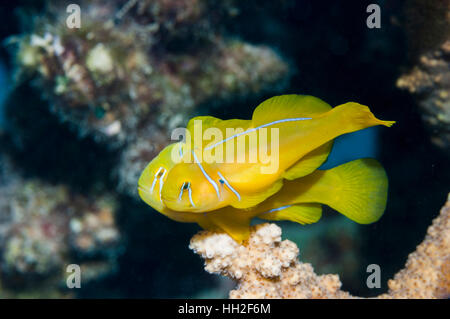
[190,223,351,298]
[190,194,450,299]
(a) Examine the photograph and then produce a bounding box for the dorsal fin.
[252,95,332,127]
[186,116,251,150]
[186,115,222,133]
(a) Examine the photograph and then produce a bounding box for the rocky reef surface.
[0,155,121,298]
[9,0,289,197]
[396,0,450,152]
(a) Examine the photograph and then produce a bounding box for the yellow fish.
[140,156,388,242]
[138,94,394,242]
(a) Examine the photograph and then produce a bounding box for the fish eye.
[182,182,190,190]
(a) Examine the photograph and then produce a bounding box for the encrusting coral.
[11,0,289,142]
[396,39,450,152]
[8,0,289,198]
[190,194,450,299]
[396,0,450,152]
[1,0,290,296]
[0,155,121,297]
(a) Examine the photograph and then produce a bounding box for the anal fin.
[258,203,322,225]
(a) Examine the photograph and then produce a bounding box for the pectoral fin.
[230,179,284,209]
[282,141,333,180]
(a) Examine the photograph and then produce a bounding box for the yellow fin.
[203,208,253,243]
[327,158,388,223]
[282,141,333,180]
[195,215,222,232]
[186,115,221,135]
[186,115,251,149]
[283,158,388,224]
[249,99,394,175]
[252,94,332,127]
[333,102,396,132]
[258,203,322,225]
[231,179,284,209]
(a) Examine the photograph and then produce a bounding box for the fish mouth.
[160,194,180,204]
[137,184,149,192]
[163,196,199,211]
[161,196,175,203]
[137,185,153,197]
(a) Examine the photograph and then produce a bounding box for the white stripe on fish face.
[150,167,164,194]
[192,150,221,200]
[177,181,195,207]
[217,171,241,201]
[148,167,167,203]
[178,182,186,201]
[159,169,167,202]
[187,183,195,207]
[204,117,312,151]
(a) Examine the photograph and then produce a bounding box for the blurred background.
[0,0,448,298]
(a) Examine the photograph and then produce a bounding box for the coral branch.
[190,195,450,299]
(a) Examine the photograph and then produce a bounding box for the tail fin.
[282,158,388,224]
[325,158,388,223]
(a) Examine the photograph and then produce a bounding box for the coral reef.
[0,155,121,297]
[397,0,450,151]
[396,40,450,151]
[1,0,290,297]
[379,194,450,299]
[190,195,450,299]
[8,0,289,197]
